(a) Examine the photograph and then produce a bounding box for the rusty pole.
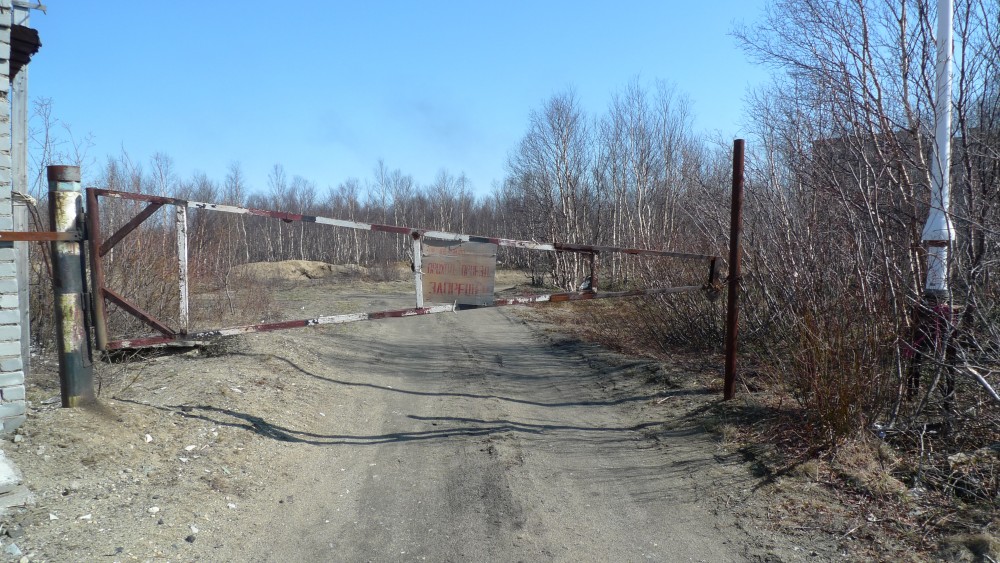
[85,188,109,351]
[49,166,95,407]
[724,140,745,401]
[587,251,598,293]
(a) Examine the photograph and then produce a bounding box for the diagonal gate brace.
[100,202,163,257]
[101,287,175,337]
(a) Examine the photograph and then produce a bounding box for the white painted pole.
[921,0,955,299]
[177,205,190,333]
[412,235,424,308]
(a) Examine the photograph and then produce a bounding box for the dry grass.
[531,294,1000,561]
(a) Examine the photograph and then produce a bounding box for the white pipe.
[413,236,424,308]
[922,0,954,297]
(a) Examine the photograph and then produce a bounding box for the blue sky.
[27,1,769,196]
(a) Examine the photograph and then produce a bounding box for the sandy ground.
[0,274,852,562]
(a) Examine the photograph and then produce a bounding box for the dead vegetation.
[532,294,998,561]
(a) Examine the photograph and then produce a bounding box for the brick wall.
[0,0,25,433]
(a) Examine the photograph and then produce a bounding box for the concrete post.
[48,165,94,407]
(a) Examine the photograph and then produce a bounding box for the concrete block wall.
[0,0,24,433]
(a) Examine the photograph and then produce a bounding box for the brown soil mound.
[232,260,364,281]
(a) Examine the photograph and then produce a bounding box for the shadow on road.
[112,399,673,446]
[226,351,709,408]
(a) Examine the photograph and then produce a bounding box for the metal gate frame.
[84,188,724,351]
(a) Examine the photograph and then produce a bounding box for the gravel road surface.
[5,278,787,561]
[229,306,748,562]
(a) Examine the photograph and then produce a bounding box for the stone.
[0,400,25,418]
[0,449,22,494]
[0,372,24,387]
[0,339,19,356]
[0,324,20,340]
[0,485,33,513]
[0,384,24,402]
[0,356,19,372]
[1,414,24,434]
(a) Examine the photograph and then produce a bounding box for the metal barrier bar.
[552,242,717,261]
[0,231,80,242]
[105,284,707,350]
[91,188,716,262]
[491,285,703,306]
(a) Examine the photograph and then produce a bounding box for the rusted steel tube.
[49,166,95,407]
[85,188,110,351]
[101,287,175,337]
[724,140,745,401]
[92,188,719,262]
[588,252,598,293]
[104,285,707,350]
[99,202,163,256]
[0,232,80,242]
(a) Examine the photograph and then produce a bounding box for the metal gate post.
[413,233,424,307]
[85,188,109,351]
[587,252,598,292]
[724,139,745,401]
[49,166,95,407]
[176,205,190,333]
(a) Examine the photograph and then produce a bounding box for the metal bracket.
[0,231,82,242]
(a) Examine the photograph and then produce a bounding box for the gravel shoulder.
[0,277,845,562]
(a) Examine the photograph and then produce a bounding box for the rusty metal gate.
[85,188,724,351]
[4,141,744,407]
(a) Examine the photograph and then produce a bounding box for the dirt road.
[226,307,748,562]
[4,277,815,561]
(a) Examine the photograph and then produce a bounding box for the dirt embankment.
[232,260,366,282]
